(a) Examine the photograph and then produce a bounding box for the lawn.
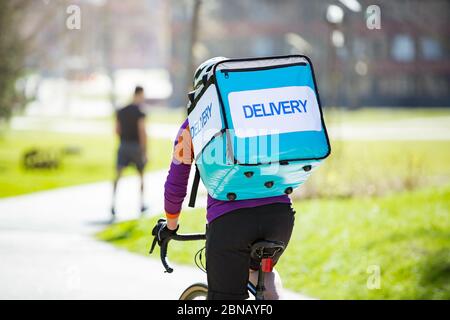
[147,107,186,125]
[97,185,450,299]
[0,130,173,197]
[0,107,185,198]
[1,107,448,198]
[324,107,450,124]
[300,140,450,198]
[95,114,450,299]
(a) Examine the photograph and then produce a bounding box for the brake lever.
[148,219,175,273]
[149,236,158,254]
[149,219,166,253]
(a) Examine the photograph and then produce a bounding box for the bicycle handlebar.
[149,221,206,273]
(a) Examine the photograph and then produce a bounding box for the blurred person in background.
[111,86,148,220]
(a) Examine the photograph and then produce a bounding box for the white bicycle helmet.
[193,56,227,90]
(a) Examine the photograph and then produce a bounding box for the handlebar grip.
[160,238,173,273]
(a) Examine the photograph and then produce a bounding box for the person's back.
[117,104,144,143]
[156,57,296,300]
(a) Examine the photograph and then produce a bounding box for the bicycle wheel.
[179,283,208,300]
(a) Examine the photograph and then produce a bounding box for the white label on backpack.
[228,86,322,138]
[188,84,223,158]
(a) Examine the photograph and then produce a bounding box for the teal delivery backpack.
[187,55,330,204]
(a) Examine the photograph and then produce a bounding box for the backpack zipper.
[219,62,307,77]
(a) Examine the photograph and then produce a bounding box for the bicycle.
[149,219,285,300]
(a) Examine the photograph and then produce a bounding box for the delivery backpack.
[187,55,330,206]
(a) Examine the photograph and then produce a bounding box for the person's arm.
[137,118,147,156]
[164,120,193,230]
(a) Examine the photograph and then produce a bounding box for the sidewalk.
[0,170,309,299]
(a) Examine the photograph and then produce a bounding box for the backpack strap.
[188,165,201,208]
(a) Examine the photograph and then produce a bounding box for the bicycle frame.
[150,231,267,300]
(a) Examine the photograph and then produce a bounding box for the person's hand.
[152,218,178,245]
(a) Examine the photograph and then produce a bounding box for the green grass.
[0,130,172,197]
[1,108,448,198]
[147,107,185,125]
[324,107,450,124]
[0,107,189,198]
[97,185,450,299]
[301,140,450,198]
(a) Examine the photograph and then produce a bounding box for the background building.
[10,0,450,115]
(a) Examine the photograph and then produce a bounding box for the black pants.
[206,203,295,300]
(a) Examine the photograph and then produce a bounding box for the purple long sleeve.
[164,120,192,215]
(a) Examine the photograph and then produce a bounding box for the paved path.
[0,170,307,300]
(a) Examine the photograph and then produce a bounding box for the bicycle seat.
[250,240,285,260]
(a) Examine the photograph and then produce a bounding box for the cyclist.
[158,58,295,300]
